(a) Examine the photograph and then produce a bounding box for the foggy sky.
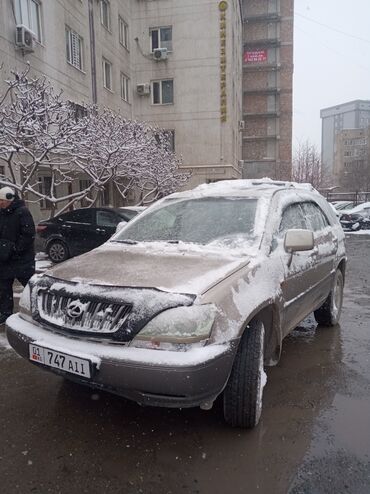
[293,0,370,152]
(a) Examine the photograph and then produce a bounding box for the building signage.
[244,50,268,63]
[219,1,228,123]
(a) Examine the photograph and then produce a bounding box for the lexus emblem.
[66,301,85,319]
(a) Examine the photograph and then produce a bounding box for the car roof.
[167,179,318,200]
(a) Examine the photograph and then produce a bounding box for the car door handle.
[61,224,72,229]
[96,228,106,233]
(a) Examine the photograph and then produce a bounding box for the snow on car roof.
[168,178,318,200]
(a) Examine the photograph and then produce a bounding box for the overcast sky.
[293,0,370,152]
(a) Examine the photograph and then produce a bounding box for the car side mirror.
[284,229,314,253]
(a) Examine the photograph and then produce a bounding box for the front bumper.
[6,314,237,408]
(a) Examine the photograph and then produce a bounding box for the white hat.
[0,186,16,201]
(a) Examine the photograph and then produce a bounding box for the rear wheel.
[47,240,69,263]
[314,269,344,326]
[223,320,266,428]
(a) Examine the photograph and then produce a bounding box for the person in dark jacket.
[0,186,35,324]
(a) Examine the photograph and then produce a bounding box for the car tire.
[47,240,69,263]
[223,320,265,429]
[314,269,344,326]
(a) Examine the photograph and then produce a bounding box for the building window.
[15,0,42,41]
[100,0,110,30]
[65,27,83,70]
[69,102,87,121]
[164,130,175,151]
[119,16,129,49]
[38,176,52,209]
[152,80,174,105]
[120,73,130,102]
[102,58,112,90]
[0,166,5,178]
[150,27,172,52]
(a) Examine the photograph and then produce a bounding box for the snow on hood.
[45,242,252,295]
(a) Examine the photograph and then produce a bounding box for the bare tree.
[0,67,189,216]
[292,140,322,189]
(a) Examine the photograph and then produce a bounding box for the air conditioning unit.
[15,25,34,52]
[153,48,168,61]
[239,120,245,131]
[136,83,151,95]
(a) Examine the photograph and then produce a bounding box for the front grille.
[37,290,132,334]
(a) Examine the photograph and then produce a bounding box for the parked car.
[7,180,346,428]
[37,207,141,263]
[339,202,370,231]
[330,201,357,217]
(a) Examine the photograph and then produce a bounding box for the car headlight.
[131,304,217,349]
[19,282,32,319]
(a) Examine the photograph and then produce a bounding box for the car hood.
[45,242,251,295]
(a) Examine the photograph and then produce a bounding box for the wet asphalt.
[0,234,369,494]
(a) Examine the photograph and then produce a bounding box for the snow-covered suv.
[6,180,346,428]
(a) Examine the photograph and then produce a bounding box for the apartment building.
[0,0,243,217]
[321,100,370,184]
[333,127,370,192]
[240,0,294,180]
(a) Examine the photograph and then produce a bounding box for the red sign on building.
[244,50,268,63]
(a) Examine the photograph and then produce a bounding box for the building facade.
[333,127,370,192]
[321,100,370,184]
[0,0,243,220]
[240,0,294,180]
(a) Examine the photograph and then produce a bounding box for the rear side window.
[64,209,93,224]
[301,202,329,231]
[97,210,120,227]
[279,203,307,235]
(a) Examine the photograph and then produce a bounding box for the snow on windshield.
[115,197,258,246]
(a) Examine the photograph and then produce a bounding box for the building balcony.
[243,63,280,72]
[244,38,280,48]
[244,112,280,118]
[244,87,280,95]
[244,13,281,23]
[243,135,279,141]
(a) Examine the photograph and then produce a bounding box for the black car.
[340,211,370,231]
[37,207,141,263]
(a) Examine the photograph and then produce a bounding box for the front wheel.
[223,320,266,428]
[314,269,344,326]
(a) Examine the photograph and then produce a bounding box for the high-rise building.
[321,100,370,185]
[240,0,294,180]
[0,0,243,208]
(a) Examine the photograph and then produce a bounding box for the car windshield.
[114,197,258,246]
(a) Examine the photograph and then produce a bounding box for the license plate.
[29,344,91,378]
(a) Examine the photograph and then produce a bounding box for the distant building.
[240,0,294,180]
[0,0,243,220]
[334,127,370,192]
[320,100,370,184]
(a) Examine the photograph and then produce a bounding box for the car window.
[115,197,258,245]
[301,202,329,231]
[97,210,120,227]
[65,209,93,224]
[278,203,307,236]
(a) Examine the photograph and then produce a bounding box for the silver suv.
[6,180,346,428]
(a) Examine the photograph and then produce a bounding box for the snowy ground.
[35,252,53,272]
[345,229,370,235]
